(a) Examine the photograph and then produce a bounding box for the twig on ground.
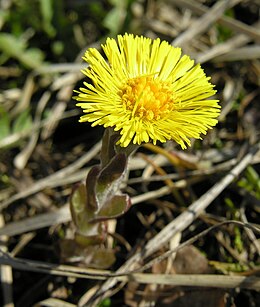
[170,0,260,41]
[35,63,87,74]
[0,141,101,211]
[172,0,242,46]
[0,109,80,149]
[11,74,34,118]
[14,91,51,170]
[240,204,260,256]
[212,45,260,62]
[34,298,76,307]
[195,22,260,63]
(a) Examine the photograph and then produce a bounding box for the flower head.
[74,33,220,149]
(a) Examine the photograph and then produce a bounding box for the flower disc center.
[120,76,174,120]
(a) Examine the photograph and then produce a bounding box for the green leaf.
[85,166,100,210]
[246,166,259,185]
[12,109,33,134]
[0,33,44,69]
[97,153,127,194]
[0,33,26,57]
[234,226,243,252]
[224,197,235,210]
[70,182,103,243]
[84,247,115,269]
[39,0,56,37]
[60,240,115,269]
[237,166,260,199]
[103,0,128,35]
[75,232,105,247]
[95,194,131,221]
[70,183,95,230]
[0,107,11,140]
[98,298,112,307]
[96,153,127,210]
[21,48,45,68]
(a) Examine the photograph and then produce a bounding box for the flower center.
[120,76,175,120]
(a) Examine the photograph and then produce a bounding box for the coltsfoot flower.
[74,33,220,149]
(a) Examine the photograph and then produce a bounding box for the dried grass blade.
[171,0,260,41]
[172,0,242,46]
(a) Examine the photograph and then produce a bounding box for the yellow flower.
[74,33,220,149]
